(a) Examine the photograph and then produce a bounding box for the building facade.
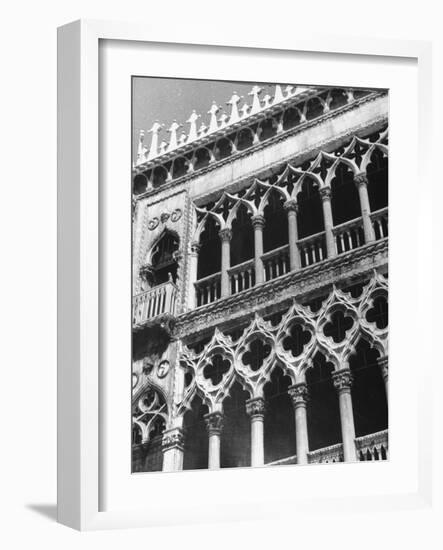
[131,83,389,473]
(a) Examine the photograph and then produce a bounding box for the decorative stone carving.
[147,218,160,231]
[251,214,266,229]
[170,208,183,222]
[160,212,170,224]
[332,368,353,392]
[283,199,298,213]
[162,428,185,451]
[219,228,232,242]
[354,172,369,187]
[319,187,332,200]
[157,360,170,379]
[288,383,309,407]
[204,412,224,436]
[246,397,266,419]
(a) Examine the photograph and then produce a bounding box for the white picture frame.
[57,19,434,531]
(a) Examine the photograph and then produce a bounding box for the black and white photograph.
[131,77,389,473]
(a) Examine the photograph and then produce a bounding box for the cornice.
[174,239,388,341]
[134,92,387,203]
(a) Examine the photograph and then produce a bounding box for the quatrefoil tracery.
[177,273,388,415]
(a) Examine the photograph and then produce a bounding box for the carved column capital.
[161,428,185,452]
[288,383,309,407]
[319,186,332,201]
[251,214,266,229]
[204,412,224,436]
[332,368,353,393]
[378,357,388,381]
[246,397,266,419]
[354,172,369,187]
[284,199,298,213]
[219,228,232,242]
[190,241,201,254]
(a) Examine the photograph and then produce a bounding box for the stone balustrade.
[194,272,221,307]
[297,231,327,267]
[333,217,365,254]
[133,281,178,325]
[371,207,389,240]
[228,258,255,295]
[262,245,290,282]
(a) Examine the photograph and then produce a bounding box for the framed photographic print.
[57,20,433,531]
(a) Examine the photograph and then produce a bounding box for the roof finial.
[227,91,242,124]
[136,130,147,164]
[285,85,295,98]
[218,112,229,128]
[198,122,208,138]
[240,103,250,119]
[208,101,220,133]
[167,120,181,152]
[159,139,168,155]
[187,110,200,142]
[262,93,272,109]
[147,121,163,160]
[178,131,188,146]
[248,85,263,114]
[273,84,285,105]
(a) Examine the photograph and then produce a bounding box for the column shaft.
[284,200,301,271]
[332,369,357,462]
[246,397,266,467]
[289,383,309,465]
[187,242,200,310]
[320,187,336,258]
[205,412,224,470]
[355,173,375,243]
[252,215,265,284]
[219,229,232,298]
[161,428,184,472]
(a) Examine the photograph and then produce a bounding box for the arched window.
[296,179,324,238]
[197,216,221,279]
[263,190,288,252]
[331,164,361,225]
[230,204,254,266]
[367,149,388,212]
[150,231,179,286]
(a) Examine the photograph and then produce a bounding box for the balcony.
[133,281,178,327]
[267,429,388,466]
[192,208,388,309]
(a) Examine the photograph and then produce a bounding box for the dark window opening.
[242,339,271,371]
[133,173,148,195]
[349,339,388,437]
[296,179,324,238]
[264,367,296,464]
[203,354,230,386]
[230,204,254,266]
[183,396,209,471]
[263,191,288,252]
[306,352,341,450]
[367,149,388,212]
[323,310,354,343]
[366,296,388,329]
[221,382,251,468]
[150,232,179,286]
[331,164,361,225]
[197,216,221,279]
[282,324,311,357]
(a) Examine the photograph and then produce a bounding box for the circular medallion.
[157,360,170,379]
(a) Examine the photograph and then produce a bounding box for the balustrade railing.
[297,231,326,267]
[133,281,178,324]
[371,207,389,240]
[333,217,365,254]
[195,272,221,307]
[308,443,344,464]
[355,429,388,461]
[229,259,255,295]
[266,431,388,466]
[262,245,290,281]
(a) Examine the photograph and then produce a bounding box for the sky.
[132,76,300,162]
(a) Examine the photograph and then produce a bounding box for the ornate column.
[284,200,301,271]
[161,428,185,472]
[354,172,375,243]
[246,397,266,467]
[379,356,389,402]
[219,229,232,298]
[205,412,224,469]
[319,187,336,258]
[251,214,265,284]
[288,383,310,465]
[187,241,200,310]
[332,368,357,462]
